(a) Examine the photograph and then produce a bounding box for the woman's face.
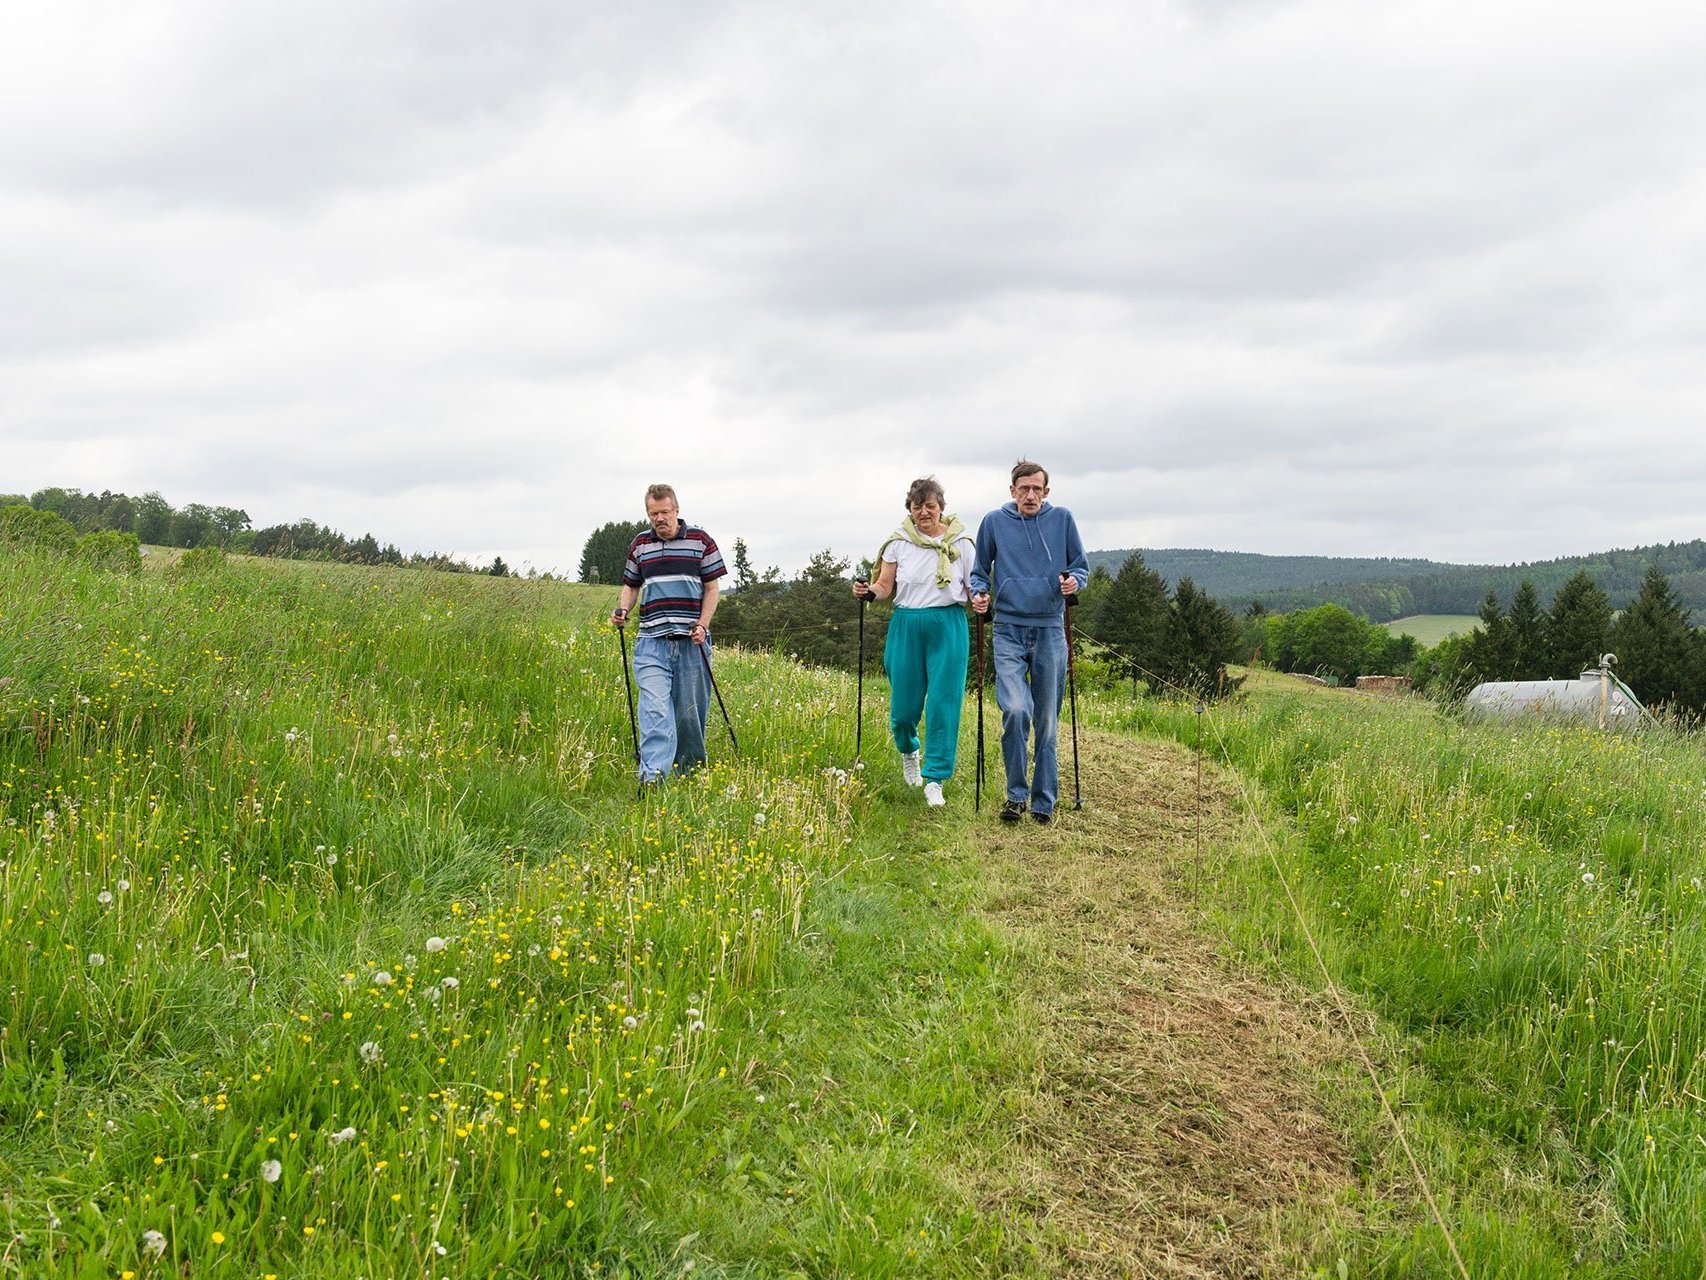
[910,498,943,533]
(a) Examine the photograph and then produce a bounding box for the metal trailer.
[1463,655,1649,730]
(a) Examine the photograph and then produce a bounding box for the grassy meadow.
[1092,671,1706,1277]
[0,549,1054,1278]
[10,542,1706,1278]
[1381,615,1478,647]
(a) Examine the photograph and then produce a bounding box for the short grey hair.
[905,476,945,510]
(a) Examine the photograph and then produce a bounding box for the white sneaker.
[924,781,945,807]
[902,751,923,786]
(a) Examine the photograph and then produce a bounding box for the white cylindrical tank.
[1463,657,1646,730]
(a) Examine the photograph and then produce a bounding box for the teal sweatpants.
[883,605,970,782]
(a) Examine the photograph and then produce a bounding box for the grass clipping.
[969,728,1357,1279]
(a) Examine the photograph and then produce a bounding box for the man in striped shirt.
[610,484,727,782]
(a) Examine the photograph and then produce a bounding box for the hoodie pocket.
[1001,574,1060,617]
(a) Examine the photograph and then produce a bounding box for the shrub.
[173,544,228,575]
[74,529,143,575]
[0,504,77,555]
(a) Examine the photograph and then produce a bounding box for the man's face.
[646,497,680,538]
[1010,474,1048,516]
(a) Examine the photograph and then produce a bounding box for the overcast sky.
[4,0,1704,577]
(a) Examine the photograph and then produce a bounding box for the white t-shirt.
[884,536,975,609]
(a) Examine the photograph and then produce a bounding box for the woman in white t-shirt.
[850,477,975,807]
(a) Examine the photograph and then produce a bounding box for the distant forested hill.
[1086,549,1468,598]
[1088,541,1706,623]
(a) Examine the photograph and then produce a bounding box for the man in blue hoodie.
[969,460,1089,825]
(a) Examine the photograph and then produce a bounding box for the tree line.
[1418,567,1706,714]
[2,488,509,575]
[1230,540,1706,622]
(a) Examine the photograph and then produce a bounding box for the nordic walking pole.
[615,618,641,798]
[1194,699,1205,904]
[1063,586,1082,811]
[853,578,868,765]
[974,609,986,812]
[699,642,739,754]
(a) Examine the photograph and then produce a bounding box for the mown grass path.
[961,729,1362,1278]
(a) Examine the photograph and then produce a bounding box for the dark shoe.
[1031,811,1052,826]
[999,800,1025,823]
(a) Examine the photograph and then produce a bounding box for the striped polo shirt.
[622,523,727,637]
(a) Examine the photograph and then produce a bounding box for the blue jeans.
[632,633,711,781]
[991,621,1065,815]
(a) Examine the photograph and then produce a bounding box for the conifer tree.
[1092,552,1170,691]
[578,520,647,585]
[1546,571,1613,675]
[1507,580,1548,679]
[1466,589,1515,681]
[1611,565,1703,712]
[732,538,756,589]
[1158,576,1243,699]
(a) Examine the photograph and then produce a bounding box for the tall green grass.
[1094,678,1706,1277]
[1,551,961,1276]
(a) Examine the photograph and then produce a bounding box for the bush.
[0,504,77,555]
[74,529,143,575]
[173,544,229,575]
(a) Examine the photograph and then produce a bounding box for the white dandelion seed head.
[141,1229,167,1256]
[330,1126,357,1144]
[441,976,459,990]
[261,1159,282,1183]
[623,1016,638,1029]
[372,971,393,986]
[359,1041,382,1065]
[116,879,130,891]
[690,1020,706,1032]
[754,812,766,826]
[1582,872,1595,884]
[685,1007,701,1019]
[88,952,105,967]
[326,852,339,866]
[97,890,113,905]
[425,936,447,953]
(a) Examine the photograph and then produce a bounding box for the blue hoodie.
[969,501,1089,627]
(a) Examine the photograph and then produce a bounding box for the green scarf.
[875,514,968,590]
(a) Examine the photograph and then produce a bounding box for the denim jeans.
[991,621,1066,814]
[632,633,711,781]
